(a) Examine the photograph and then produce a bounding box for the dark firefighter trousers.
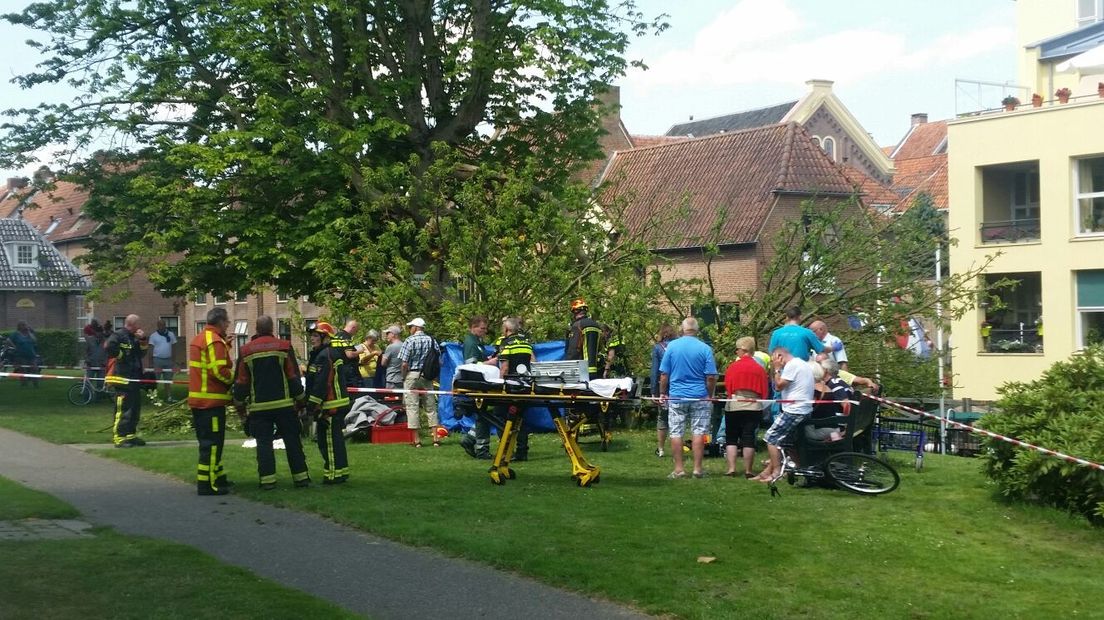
[113,385,142,445]
[192,406,227,493]
[316,406,350,482]
[248,407,309,485]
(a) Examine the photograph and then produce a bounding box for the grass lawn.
[99,430,1104,619]
[0,474,358,620]
[0,370,194,443]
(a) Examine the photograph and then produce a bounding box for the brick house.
[0,175,332,362]
[598,121,858,319]
[0,217,89,330]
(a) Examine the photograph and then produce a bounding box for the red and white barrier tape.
[864,393,1104,473]
[5,364,188,373]
[0,371,186,386]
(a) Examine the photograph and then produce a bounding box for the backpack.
[420,337,442,381]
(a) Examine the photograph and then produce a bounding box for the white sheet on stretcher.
[455,364,631,398]
[455,363,504,383]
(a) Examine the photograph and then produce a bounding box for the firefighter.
[564,298,604,378]
[331,319,362,390]
[232,315,311,490]
[497,317,535,461]
[305,322,351,484]
[105,314,149,448]
[188,307,235,496]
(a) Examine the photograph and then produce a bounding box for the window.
[982,272,1042,353]
[275,290,291,303]
[233,320,249,336]
[194,321,206,338]
[194,292,207,305]
[691,303,740,330]
[1075,156,1104,234]
[159,316,180,338]
[821,136,836,161]
[1077,270,1104,348]
[278,319,292,341]
[213,295,225,305]
[979,162,1041,243]
[113,316,127,331]
[234,291,248,303]
[304,318,317,351]
[14,244,36,267]
[1077,0,1102,26]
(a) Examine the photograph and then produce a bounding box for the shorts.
[667,400,711,439]
[764,411,808,446]
[655,402,669,431]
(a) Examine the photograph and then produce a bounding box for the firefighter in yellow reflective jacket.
[305,322,351,484]
[105,314,149,448]
[232,315,310,490]
[188,308,235,496]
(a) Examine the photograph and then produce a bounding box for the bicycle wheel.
[68,382,94,406]
[825,452,900,495]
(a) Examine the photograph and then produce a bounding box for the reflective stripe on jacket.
[232,335,305,413]
[105,328,147,386]
[188,326,234,408]
[306,345,350,410]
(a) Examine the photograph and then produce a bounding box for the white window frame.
[194,321,207,338]
[12,243,37,267]
[194,292,207,306]
[233,320,249,336]
[234,291,248,304]
[1076,0,1103,27]
[1077,306,1104,349]
[1074,155,1104,236]
[1010,170,1040,222]
[821,136,837,161]
[113,316,127,331]
[275,290,291,303]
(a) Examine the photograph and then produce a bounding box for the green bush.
[844,331,941,398]
[4,328,80,367]
[979,346,1104,524]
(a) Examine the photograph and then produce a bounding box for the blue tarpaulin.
[438,340,567,432]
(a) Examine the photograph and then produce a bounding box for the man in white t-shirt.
[810,320,848,370]
[754,347,815,483]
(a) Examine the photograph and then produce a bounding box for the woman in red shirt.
[723,336,770,478]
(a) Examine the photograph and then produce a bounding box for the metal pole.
[936,246,946,454]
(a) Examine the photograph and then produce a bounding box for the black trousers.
[192,407,227,492]
[249,408,309,485]
[316,407,350,481]
[112,385,142,444]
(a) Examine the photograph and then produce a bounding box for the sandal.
[432,440,441,448]
[666,471,688,479]
[412,441,422,448]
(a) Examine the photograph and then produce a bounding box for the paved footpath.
[0,428,647,620]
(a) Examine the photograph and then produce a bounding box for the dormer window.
[8,243,38,268]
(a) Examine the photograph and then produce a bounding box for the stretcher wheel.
[507,468,517,480]
[590,474,600,484]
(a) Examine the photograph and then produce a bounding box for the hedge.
[979,346,1104,524]
[3,328,80,367]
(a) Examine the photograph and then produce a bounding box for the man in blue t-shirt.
[767,307,824,361]
[658,317,717,479]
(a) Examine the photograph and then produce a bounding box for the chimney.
[911,113,928,126]
[806,79,834,93]
[7,177,28,191]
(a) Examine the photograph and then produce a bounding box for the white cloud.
[625,0,1015,90]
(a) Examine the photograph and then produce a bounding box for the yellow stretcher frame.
[453,387,629,487]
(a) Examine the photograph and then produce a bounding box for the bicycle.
[769,445,900,496]
[68,369,112,406]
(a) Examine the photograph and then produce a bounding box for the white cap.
[406,318,426,328]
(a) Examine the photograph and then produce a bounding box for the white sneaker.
[655,448,664,458]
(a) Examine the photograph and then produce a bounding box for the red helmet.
[312,321,336,337]
[570,298,588,312]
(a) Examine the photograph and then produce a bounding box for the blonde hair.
[735,336,756,352]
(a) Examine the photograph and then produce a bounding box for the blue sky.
[620,0,1017,143]
[0,0,1017,179]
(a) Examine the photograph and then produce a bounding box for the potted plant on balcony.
[1031,93,1043,107]
[1056,87,1072,104]
[1001,95,1020,111]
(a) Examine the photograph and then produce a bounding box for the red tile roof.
[599,122,855,250]
[840,165,899,206]
[890,121,947,160]
[0,180,98,243]
[892,154,948,212]
[629,135,689,148]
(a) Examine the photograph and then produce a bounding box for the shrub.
[4,328,80,367]
[979,346,1104,524]
[843,331,941,398]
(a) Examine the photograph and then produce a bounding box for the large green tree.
[1,0,666,339]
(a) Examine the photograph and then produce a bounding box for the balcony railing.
[983,326,1042,353]
[980,219,1040,244]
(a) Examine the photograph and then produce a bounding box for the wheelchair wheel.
[68,382,94,406]
[824,452,899,495]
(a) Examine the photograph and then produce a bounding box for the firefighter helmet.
[570,298,588,312]
[312,321,336,337]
